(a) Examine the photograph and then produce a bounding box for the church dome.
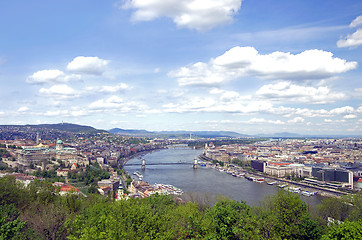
[56,140,63,144]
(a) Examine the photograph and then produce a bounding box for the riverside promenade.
[198,154,348,198]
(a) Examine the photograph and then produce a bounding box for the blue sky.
[0,0,361,135]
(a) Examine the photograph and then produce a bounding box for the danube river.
[124,145,325,207]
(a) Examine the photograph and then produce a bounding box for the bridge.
[126,158,198,169]
[126,162,191,166]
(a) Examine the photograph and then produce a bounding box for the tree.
[262,190,322,240]
[322,220,362,240]
[203,199,260,239]
[317,196,351,223]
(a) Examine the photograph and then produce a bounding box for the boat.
[255,178,264,183]
[278,184,288,188]
[267,181,277,185]
[133,171,143,180]
[301,191,312,197]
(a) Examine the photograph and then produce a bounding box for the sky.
[0,0,362,136]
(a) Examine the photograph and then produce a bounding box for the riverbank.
[198,154,348,198]
[118,146,167,167]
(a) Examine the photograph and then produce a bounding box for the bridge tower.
[142,158,145,170]
[193,158,197,169]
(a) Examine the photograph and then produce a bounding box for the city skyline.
[0,0,362,135]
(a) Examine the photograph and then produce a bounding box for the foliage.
[1,175,362,239]
[322,220,362,240]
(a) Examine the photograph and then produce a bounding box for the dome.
[56,140,63,144]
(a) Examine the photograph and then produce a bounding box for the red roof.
[358,178,362,183]
[270,162,291,166]
[60,184,79,192]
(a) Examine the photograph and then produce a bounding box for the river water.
[124,145,325,207]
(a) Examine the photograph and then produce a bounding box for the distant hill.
[30,123,107,133]
[108,128,152,135]
[1,123,107,134]
[255,132,362,138]
[158,130,250,138]
[109,128,250,138]
[257,132,303,138]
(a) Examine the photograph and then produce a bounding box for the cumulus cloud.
[248,118,284,125]
[17,106,29,112]
[67,56,109,75]
[288,117,305,123]
[162,94,273,114]
[344,114,357,119]
[350,15,362,28]
[26,69,80,84]
[337,29,362,48]
[337,15,362,48]
[330,106,354,115]
[39,84,78,99]
[256,81,346,104]
[170,47,357,86]
[122,0,242,31]
[88,95,147,112]
[44,109,88,117]
[85,83,130,93]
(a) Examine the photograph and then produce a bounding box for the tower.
[56,139,64,151]
[142,158,145,170]
[36,132,40,145]
[193,158,198,169]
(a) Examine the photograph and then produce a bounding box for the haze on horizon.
[0,0,361,136]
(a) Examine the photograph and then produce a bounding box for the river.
[124,145,325,207]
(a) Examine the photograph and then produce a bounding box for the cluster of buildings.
[203,139,362,190]
[0,133,166,175]
[128,181,183,198]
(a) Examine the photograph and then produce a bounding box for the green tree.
[322,220,362,240]
[203,199,260,239]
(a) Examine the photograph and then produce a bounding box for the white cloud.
[44,110,68,117]
[39,84,78,99]
[337,29,362,48]
[67,56,109,75]
[288,117,305,123]
[43,109,88,117]
[248,118,284,125]
[344,114,357,119]
[162,94,273,114]
[330,106,354,115]
[256,81,345,104]
[88,95,147,112]
[337,15,362,48]
[170,47,357,86]
[122,0,242,31]
[26,69,81,84]
[85,83,130,93]
[17,106,29,112]
[350,15,362,28]
[324,119,332,123]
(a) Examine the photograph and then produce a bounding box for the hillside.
[0,123,107,134]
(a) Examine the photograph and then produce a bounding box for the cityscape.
[1,0,362,239]
[1,123,362,238]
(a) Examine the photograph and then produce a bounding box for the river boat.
[301,191,312,196]
[278,184,288,188]
[286,187,300,193]
[266,181,277,185]
[133,171,143,180]
[254,178,264,183]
